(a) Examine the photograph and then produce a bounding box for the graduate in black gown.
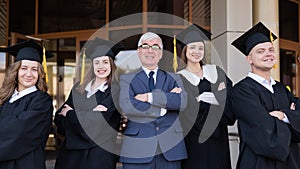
[231,22,300,169]
[0,40,53,169]
[54,37,122,169]
[176,24,235,169]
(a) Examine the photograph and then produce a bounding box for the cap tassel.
[286,85,291,92]
[80,49,86,85]
[173,35,178,73]
[42,47,48,83]
[270,31,274,44]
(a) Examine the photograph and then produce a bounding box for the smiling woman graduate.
[176,24,235,169]
[0,39,54,169]
[54,37,122,169]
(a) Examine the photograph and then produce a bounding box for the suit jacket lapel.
[155,69,166,90]
[136,69,150,91]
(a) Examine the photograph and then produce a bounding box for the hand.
[93,105,108,111]
[59,104,73,117]
[269,110,285,120]
[135,93,149,102]
[218,82,226,91]
[290,102,295,110]
[170,87,182,93]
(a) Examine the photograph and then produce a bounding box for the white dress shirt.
[141,66,166,116]
[248,72,276,93]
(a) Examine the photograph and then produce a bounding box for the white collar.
[9,86,38,103]
[248,72,276,93]
[85,80,108,98]
[142,66,158,77]
[178,64,218,86]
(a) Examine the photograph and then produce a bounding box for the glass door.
[48,38,76,150]
[280,41,300,97]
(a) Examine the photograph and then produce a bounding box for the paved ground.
[45,150,122,169]
[45,151,56,169]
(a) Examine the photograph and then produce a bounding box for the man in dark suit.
[118,32,188,169]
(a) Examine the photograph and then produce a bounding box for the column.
[211,0,252,84]
[211,0,253,168]
[253,0,280,80]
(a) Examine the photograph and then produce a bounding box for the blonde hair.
[0,60,48,105]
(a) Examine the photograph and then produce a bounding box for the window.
[39,0,106,33]
[279,0,299,42]
[9,0,35,35]
[109,29,142,50]
[148,0,186,25]
[192,0,210,27]
[0,52,6,70]
[109,0,142,26]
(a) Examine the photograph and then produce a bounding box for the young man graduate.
[231,22,300,169]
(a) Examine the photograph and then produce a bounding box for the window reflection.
[192,0,210,27]
[109,29,142,50]
[39,0,106,33]
[9,0,35,35]
[148,0,186,25]
[280,49,297,95]
[0,52,6,70]
[109,0,142,26]
[279,0,299,42]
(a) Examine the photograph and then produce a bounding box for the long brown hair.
[77,57,116,94]
[0,60,48,105]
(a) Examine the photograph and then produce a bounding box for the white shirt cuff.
[148,93,153,103]
[282,113,290,123]
[147,93,166,116]
[160,108,167,116]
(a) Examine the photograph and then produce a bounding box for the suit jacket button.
[156,127,159,131]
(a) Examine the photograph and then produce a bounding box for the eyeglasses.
[139,44,161,50]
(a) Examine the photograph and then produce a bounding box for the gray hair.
[137,32,163,49]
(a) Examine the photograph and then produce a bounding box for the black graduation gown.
[0,91,53,169]
[179,66,235,169]
[231,77,300,169]
[54,83,121,169]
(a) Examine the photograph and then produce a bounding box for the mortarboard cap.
[4,39,53,63]
[172,24,211,72]
[231,22,277,56]
[85,37,123,60]
[79,37,123,84]
[176,24,212,47]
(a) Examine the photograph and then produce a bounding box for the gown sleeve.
[54,87,95,148]
[198,66,235,142]
[281,87,300,142]
[0,92,53,161]
[213,66,235,126]
[54,88,74,136]
[54,85,119,149]
[231,83,291,161]
[54,84,87,137]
